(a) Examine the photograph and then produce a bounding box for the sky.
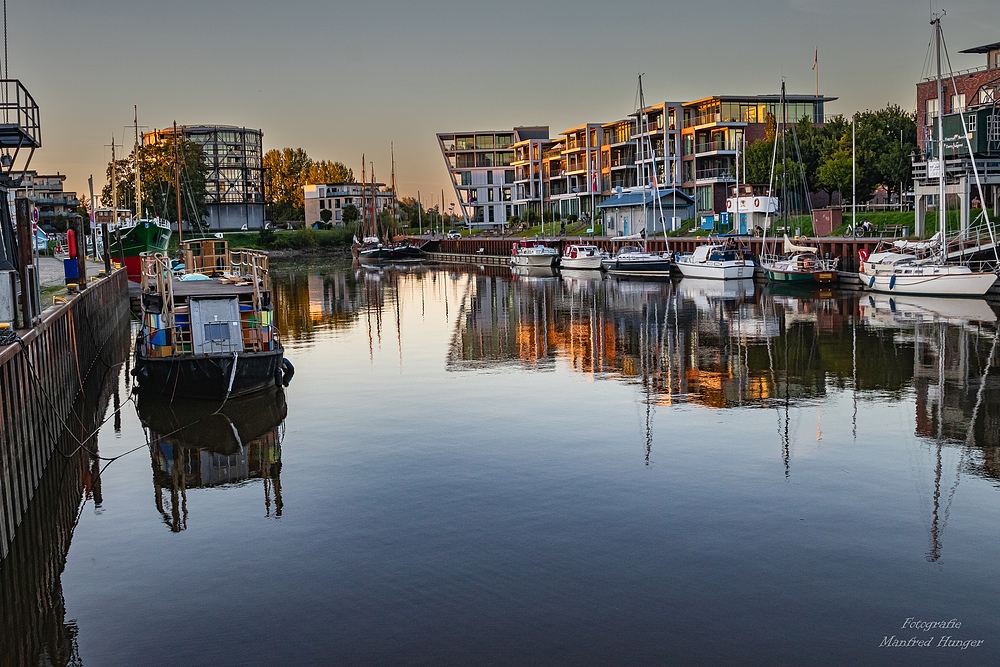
[10,0,1000,209]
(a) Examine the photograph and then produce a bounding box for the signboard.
[927,159,942,179]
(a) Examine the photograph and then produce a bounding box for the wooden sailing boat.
[355,149,425,265]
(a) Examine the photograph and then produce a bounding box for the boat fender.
[888,275,896,290]
[868,276,876,288]
[281,358,295,387]
[889,298,896,313]
[858,248,869,262]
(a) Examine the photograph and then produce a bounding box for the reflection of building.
[144,124,264,231]
[138,387,287,531]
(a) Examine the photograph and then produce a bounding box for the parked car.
[446,230,462,240]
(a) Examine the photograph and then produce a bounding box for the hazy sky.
[11,0,999,207]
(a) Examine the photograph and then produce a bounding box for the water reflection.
[0,325,128,667]
[136,387,287,531]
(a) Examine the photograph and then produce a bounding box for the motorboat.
[674,243,754,280]
[559,244,605,270]
[511,241,558,267]
[600,244,672,276]
[859,251,996,296]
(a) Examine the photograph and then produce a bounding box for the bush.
[257,228,276,248]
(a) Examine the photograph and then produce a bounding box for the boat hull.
[559,256,603,270]
[764,268,839,284]
[860,270,997,296]
[135,348,285,399]
[111,220,172,282]
[358,246,426,264]
[675,260,754,280]
[512,254,557,267]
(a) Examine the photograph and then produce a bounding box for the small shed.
[812,207,842,237]
[598,188,694,237]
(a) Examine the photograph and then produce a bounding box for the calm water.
[3,259,1000,666]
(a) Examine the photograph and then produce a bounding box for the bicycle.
[843,220,874,238]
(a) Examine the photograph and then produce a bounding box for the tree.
[101,138,208,226]
[342,204,360,226]
[264,149,356,225]
[305,160,353,185]
[817,148,854,202]
[320,208,333,228]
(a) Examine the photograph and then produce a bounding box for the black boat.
[134,238,289,399]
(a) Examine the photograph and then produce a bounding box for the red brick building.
[915,40,1000,153]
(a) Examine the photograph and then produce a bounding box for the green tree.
[817,147,854,202]
[342,204,360,226]
[305,160,354,185]
[264,147,311,224]
[320,208,333,227]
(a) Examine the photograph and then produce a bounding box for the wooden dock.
[0,269,130,560]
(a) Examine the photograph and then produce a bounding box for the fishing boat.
[859,15,998,297]
[559,243,604,270]
[134,237,288,399]
[511,240,558,267]
[675,240,754,279]
[601,242,673,276]
[103,114,172,282]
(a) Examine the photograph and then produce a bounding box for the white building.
[438,127,549,227]
[303,182,393,228]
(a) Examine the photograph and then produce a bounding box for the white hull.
[512,253,557,267]
[860,269,996,296]
[675,259,754,280]
[559,255,603,270]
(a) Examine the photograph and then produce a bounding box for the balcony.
[693,139,737,154]
[695,167,735,182]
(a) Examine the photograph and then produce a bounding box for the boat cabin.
[139,238,276,359]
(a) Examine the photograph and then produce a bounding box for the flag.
[592,170,598,192]
[812,48,818,71]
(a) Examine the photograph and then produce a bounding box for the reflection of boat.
[676,277,755,300]
[559,243,604,270]
[560,268,605,283]
[135,238,286,399]
[139,386,287,531]
[675,243,754,279]
[860,294,998,327]
[601,244,673,276]
[511,241,559,267]
[512,264,558,280]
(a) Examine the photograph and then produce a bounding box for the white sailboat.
[860,14,997,297]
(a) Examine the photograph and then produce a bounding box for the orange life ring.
[726,200,732,209]
[754,198,760,207]
[858,248,869,262]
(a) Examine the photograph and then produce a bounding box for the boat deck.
[170,279,259,298]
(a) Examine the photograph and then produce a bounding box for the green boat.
[102,211,172,282]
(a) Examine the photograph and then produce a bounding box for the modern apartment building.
[634,102,682,190]
[549,123,605,221]
[680,94,832,215]
[510,136,553,219]
[303,182,393,228]
[601,118,636,194]
[438,127,548,227]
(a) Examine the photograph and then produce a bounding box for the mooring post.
[101,223,111,274]
[76,217,88,289]
[15,198,35,327]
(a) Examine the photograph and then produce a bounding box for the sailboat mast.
[935,14,946,256]
[134,106,142,219]
[361,155,366,239]
[391,144,397,241]
[173,121,183,244]
[111,135,118,221]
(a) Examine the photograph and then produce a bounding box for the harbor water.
[3,258,1000,665]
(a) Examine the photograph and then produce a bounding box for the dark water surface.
[4,259,1000,666]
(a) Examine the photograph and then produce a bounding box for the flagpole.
[813,48,819,98]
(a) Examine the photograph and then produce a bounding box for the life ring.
[753,198,760,207]
[858,248,869,262]
[726,200,732,209]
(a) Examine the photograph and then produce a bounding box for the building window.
[319,200,325,210]
[505,170,515,184]
[925,98,939,122]
[476,135,495,150]
[502,188,511,201]
[487,170,494,185]
[987,114,1000,143]
[336,199,341,209]
[951,94,966,113]
[488,189,495,202]
[461,172,472,186]
[488,207,495,223]
[980,87,997,105]
[966,115,977,133]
